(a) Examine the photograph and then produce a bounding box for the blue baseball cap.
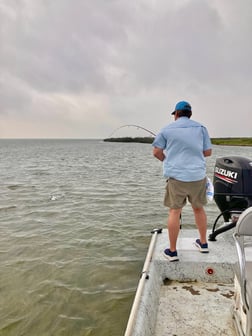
[171,101,191,115]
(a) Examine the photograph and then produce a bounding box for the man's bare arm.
[153,147,165,161]
[203,149,212,157]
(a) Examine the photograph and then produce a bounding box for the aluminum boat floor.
[155,281,236,336]
[152,229,237,335]
[125,229,238,336]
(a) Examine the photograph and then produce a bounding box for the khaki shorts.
[164,177,207,209]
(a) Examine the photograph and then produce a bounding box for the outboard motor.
[209,156,252,241]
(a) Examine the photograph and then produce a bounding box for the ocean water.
[0,139,251,336]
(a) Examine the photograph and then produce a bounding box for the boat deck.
[152,229,237,283]
[155,281,236,335]
[153,229,238,335]
[128,229,239,336]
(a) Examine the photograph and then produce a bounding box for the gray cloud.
[0,0,252,138]
[1,0,131,93]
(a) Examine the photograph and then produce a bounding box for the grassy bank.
[104,137,252,146]
[211,138,252,146]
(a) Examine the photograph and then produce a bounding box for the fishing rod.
[108,124,156,138]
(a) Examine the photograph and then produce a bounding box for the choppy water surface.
[0,139,251,336]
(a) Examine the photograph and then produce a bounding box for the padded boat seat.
[234,207,252,335]
[247,278,252,311]
[235,260,252,282]
[234,259,252,313]
[245,262,252,281]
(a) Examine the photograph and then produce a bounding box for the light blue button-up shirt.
[152,117,212,182]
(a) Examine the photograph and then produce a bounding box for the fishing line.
[108,124,156,137]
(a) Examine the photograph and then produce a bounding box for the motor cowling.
[213,156,252,222]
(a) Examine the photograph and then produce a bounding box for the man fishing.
[152,101,212,261]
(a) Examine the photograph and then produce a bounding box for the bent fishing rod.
[108,124,156,138]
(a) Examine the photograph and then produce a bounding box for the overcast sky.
[1,0,252,139]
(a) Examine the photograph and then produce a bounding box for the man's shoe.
[195,239,209,253]
[163,248,179,261]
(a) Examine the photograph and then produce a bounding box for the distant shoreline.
[104,137,252,146]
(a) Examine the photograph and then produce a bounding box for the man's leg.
[192,207,207,244]
[168,208,182,251]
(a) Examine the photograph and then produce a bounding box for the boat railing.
[124,228,162,336]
